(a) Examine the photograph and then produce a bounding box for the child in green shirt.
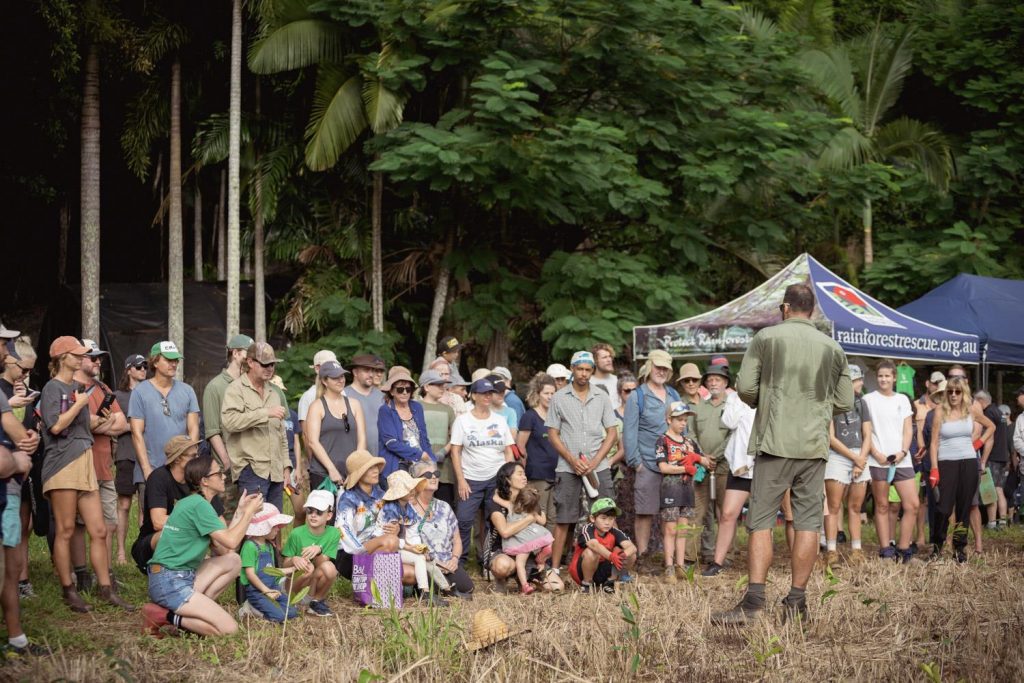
[240,503,298,623]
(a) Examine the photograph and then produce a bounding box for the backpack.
[636,383,680,414]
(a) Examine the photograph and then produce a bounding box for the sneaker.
[674,564,693,581]
[142,602,170,637]
[17,581,35,600]
[780,597,809,625]
[579,582,593,595]
[710,597,764,626]
[601,583,616,595]
[702,562,725,577]
[237,600,260,619]
[837,531,847,544]
[617,571,635,584]
[897,549,921,565]
[663,566,678,585]
[954,548,967,564]
[307,600,334,617]
[4,641,52,658]
[878,546,897,561]
[419,592,449,607]
[909,542,919,555]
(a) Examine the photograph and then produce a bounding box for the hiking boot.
[954,547,968,564]
[780,597,809,625]
[74,569,94,594]
[711,596,764,626]
[308,600,334,617]
[848,549,866,565]
[62,584,92,613]
[702,562,725,577]
[142,602,172,637]
[824,550,839,567]
[675,564,693,581]
[663,566,678,585]
[837,531,847,544]
[98,584,136,612]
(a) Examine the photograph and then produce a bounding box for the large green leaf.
[362,77,405,135]
[800,46,862,123]
[305,66,368,171]
[817,125,874,170]
[874,117,952,190]
[853,23,914,134]
[249,18,346,73]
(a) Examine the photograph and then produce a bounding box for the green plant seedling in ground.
[369,579,464,676]
[261,565,308,659]
[616,592,644,674]
[919,661,941,683]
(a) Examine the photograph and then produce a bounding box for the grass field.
[3,517,1024,682]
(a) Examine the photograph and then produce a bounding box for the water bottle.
[579,453,599,498]
[710,470,717,502]
[59,393,70,437]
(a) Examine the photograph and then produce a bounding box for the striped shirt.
[545,384,617,474]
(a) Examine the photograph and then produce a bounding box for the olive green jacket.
[736,318,853,460]
[221,374,289,481]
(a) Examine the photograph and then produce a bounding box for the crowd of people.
[1,293,1023,646]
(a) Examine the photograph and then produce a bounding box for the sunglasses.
[160,397,171,417]
[16,363,34,374]
[304,507,330,515]
[949,389,963,396]
[255,360,276,368]
[682,378,700,384]
[621,387,635,394]
[342,413,351,433]
[131,363,148,371]
[392,386,412,395]
[419,471,438,480]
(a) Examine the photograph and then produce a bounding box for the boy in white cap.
[282,489,341,617]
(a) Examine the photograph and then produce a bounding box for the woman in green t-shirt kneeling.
[143,455,264,637]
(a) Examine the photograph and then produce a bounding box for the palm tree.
[80,42,101,343]
[169,58,184,374]
[227,0,243,339]
[801,22,953,265]
[249,1,406,332]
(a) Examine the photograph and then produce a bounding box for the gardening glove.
[972,439,984,452]
[929,468,940,488]
[609,548,624,570]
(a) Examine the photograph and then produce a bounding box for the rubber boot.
[98,584,137,612]
[62,584,92,613]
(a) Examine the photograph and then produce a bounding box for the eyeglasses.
[392,386,412,395]
[16,364,33,374]
[160,397,171,416]
[419,471,438,480]
[205,470,226,479]
[255,360,276,368]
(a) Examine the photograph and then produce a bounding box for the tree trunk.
[253,83,266,343]
[422,227,454,374]
[862,197,873,267]
[486,329,510,370]
[217,169,226,280]
[226,0,242,339]
[371,168,384,332]
[168,59,184,377]
[58,203,70,286]
[193,179,203,282]
[80,44,101,342]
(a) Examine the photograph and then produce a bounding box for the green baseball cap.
[150,340,183,360]
[227,334,254,350]
[590,497,621,517]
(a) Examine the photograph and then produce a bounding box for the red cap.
[49,336,90,359]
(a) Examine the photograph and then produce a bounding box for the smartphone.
[99,391,116,413]
[26,390,40,401]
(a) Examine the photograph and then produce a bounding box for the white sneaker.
[237,600,259,619]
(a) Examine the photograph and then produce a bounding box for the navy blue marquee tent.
[899,273,1024,367]
[633,253,980,364]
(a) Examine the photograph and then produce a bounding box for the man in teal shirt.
[713,284,852,626]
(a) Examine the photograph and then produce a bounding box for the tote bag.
[352,552,404,609]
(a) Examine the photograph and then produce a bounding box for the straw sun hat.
[464,608,529,652]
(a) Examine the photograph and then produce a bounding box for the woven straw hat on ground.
[464,608,528,651]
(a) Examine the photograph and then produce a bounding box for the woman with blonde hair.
[928,376,994,562]
[305,360,365,492]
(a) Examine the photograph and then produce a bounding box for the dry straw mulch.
[6,546,1024,682]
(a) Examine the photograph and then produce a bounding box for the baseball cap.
[667,401,696,418]
[570,351,595,367]
[247,342,278,365]
[50,336,90,358]
[931,380,948,398]
[305,489,335,512]
[350,353,385,370]
[150,341,183,360]
[590,497,621,517]
[124,353,147,369]
[470,378,497,395]
[81,338,109,358]
[318,360,348,379]
[929,371,945,384]
[545,363,571,380]
[438,336,463,353]
[485,373,508,393]
[310,350,337,368]
[491,366,512,382]
[4,340,20,361]
[849,364,864,381]
[419,369,447,386]
[0,324,20,340]
[228,334,254,350]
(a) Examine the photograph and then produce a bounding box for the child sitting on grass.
[568,498,636,594]
[282,490,341,617]
[239,503,299,623]
[501,485,554,595]
[376,471,450,606]
[655,401,706,584]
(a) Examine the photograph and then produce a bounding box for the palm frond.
[249,142,302,222]
[135,17,189,72]
[800,47,861,122]
[816,126,876,170]
[780,0,834,46]
[362,77,405,135]
[874,117,953,190]
[248,0,346,74]
[735,6,780,41]
[121,78,169,180]
[853,23,914,134]
[192,113,254,166]
[304,66,368,171]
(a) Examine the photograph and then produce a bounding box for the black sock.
[73,565,87,575]
[787,586,806,603]
[744,583,766,607]
[167,611,182,628]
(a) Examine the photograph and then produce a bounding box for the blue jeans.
[243,584,298,623]
[455,477,497,568]
[236,465,284,510]
[148,566,196,612]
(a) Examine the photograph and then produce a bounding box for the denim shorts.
[148,565,196,612]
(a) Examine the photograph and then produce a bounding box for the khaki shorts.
[43,448,99,497]
[99,480,118,527]
[747,454,825,533]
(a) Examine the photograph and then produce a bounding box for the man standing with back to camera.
[713,284,853,625]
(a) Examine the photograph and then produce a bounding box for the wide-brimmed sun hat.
[245,503,293,537]
[344,449,386,490]
[382,470,426,501]
[381,366,417,392]
[163,436,201,465]
[465,608,529,651]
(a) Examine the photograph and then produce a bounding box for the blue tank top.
[937,415,975,462]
